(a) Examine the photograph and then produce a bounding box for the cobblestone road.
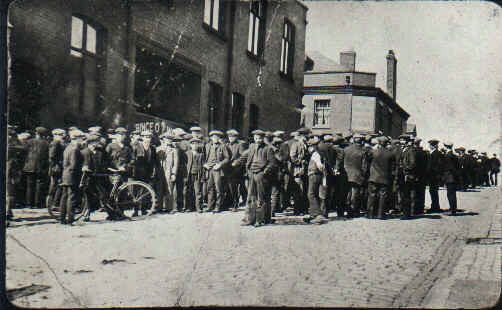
[6,186,501,308]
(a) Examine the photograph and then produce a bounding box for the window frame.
[231,92,245,133]
[208,82,223,131]
[313,99,331,128]
[247,0,267,60]
[70,14,104,59]
[279,18,295,80]
[203,0,227,40]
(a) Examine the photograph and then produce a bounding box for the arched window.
[68,15,105,121]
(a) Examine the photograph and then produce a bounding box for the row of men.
[6,124,500,226]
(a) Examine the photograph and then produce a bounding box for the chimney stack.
[386,50,397,100]
[340,51,356,71]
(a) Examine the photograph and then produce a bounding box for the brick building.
[7,0,308,136]
[302,50,410,137]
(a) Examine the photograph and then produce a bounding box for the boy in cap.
[23,126,50,208]
[186,137,206,212]
[59,130,85,224]
[204,130,231,213]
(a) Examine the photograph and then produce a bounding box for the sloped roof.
[306,51,350,72]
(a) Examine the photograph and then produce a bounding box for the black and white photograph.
[3,0,502,308]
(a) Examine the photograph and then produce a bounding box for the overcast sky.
[303,0,502,153]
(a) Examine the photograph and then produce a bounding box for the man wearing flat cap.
[204,130,231,213]
[442,142,460,215]
[242,129,277,227]
[489,154,500,186]
[289,128,309,215]
[59,130,85,225]
[426,139,443,213]
[396,134,418,219]
[186,137,206,213]
[130,130,157,216]
[226,129,248,212]
[413,138,428,215]
[343,133,368,217]
[22,126,50,208]
[367,136,395,219]
[156,133,180,213]
[106,127,132,175]
[6,126,24,224]
[47,129,67,210]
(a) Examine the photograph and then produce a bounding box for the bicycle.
[47,167,157,221]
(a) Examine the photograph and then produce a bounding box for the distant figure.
[490,154,500,186]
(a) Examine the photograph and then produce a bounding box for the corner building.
[8,0,308,136]
[302,50,410,137]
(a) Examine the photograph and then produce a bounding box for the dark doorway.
[134,45,201,126]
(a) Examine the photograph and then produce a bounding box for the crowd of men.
[6,124,501,227]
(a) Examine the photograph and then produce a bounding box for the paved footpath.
[6,186,501,308]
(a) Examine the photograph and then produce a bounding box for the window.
[313,100,330,127]
[280,19,295,77]
[231,93,245,133]
[69,15,105,119]
[204,0,225,33]
[208,82,223,131]
[247,0,266,58]
[249,104,259,133]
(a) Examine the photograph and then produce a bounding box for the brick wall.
[8,0,307,135]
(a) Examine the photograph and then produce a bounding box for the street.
[6,186,501,308]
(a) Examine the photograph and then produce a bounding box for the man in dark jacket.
[490,154,500,186]
[242,129,277,227]
[414,139,428,215]
[442,142,459,215]
[343,134,366,218]
[23,126,50,208]
[7,126,24,224]
[226,129,247,211]
[398,135,418,219]
[367,137,395,219]
[204,130,231,213]
[427,139,443,213]
[47,128,66,209]
[59,130,85,225]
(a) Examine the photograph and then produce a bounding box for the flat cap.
[226,129,239,136]
[35,126,48,135]
[141,130,153,137]
[290,131,299,137]
[18,132,31,140]
[428,139,439,144]
[323,134,333,142]
[115,127,127,134]
[69,130,85,139]
[173,128,187,135]
[353,133,364,139]
[52,128,66,135]
[297,127,311,135]
[209,130,224,136]
[68,126,79,131]
[86,134,100,142]
[456,147,466,152]
[251,129,266,136]
[88,126,103,133]
[107,128,115,134]
[189,126,202,132]
[272,136,284,144]
[183,133,193,140]
[443,141,453,147]
[190,137,202,143]
[377,136,389,144]
[399,134,410,140]
[273,130,285,137]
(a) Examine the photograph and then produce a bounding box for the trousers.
[59,184,79,224]
[307,174,323,218]
[446,183,457,214]
[245,171,271,225]
[25,172,47,208]
[207,169,224,211]
[367,182,389,219]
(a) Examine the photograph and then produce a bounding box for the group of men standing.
[6,124,500,227]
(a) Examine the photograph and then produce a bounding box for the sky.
[303,0,502,153]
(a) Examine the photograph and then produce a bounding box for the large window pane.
[247,13,254,52]
[86,25,97,54]
[212,0,219,31]
[71,16,83,49]
[253,18,260,55]
[204,0,211,25]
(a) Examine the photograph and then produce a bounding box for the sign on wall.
[132,112,188,135]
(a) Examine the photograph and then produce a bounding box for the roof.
[306,51,351,72]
